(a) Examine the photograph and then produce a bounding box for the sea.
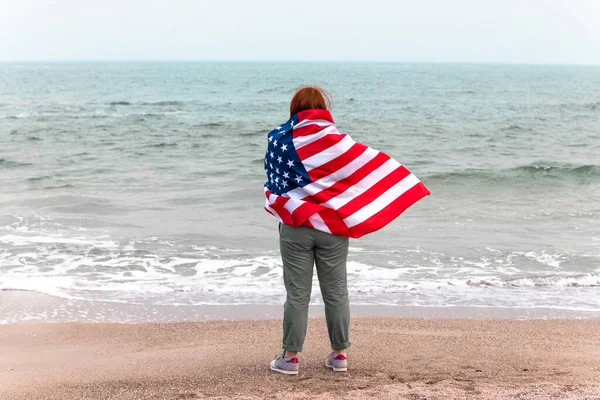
[1,62,599,323]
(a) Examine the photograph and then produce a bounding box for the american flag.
[264,109,430,238]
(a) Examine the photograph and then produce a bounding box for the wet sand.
[1,318,600,399]
[3,290,597,324]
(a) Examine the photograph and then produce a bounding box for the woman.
[264,86,429,375]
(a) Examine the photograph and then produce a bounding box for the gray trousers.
[279,223,350,352]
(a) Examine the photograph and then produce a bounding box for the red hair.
[289,85,331,117]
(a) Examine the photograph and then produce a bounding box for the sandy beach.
[1,317,599,399]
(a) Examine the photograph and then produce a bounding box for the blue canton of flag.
[264,116,310,196]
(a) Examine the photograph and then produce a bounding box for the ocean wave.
[0,233,118,248]
[146,143,178,148]
[513,163,600,176]
[502,274,600,287]
[584,101,600,110]
[0,229,598,313]
[133,111,186,118]
[26,176,52,182]
[107,100,185,108]
[258,87,285,94]
[238,130,264,137]
[192,122,225,128]
[502,125,535,132]
[1,113,31,119]
[41,184,75,190]
[555,101,600,112]
[0,159,33,169]
[142,101,184,106]
[568,101,600,111]
[426,162,600,184]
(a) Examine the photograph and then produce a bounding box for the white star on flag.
[295,175,302,183]
[286,160,294,168]
[277,156,282,163]
[283,172,289,179]
[280,144,288,152]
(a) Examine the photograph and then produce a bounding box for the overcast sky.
[1,0,599,64]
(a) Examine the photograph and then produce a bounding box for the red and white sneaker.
[325,352,347,372]
[270,351,299,375]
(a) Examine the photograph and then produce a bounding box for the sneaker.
[325,352,348,372]
[270,351,299,375]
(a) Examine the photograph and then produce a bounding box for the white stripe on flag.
[308,213,331,234]
[303,135,355,172]
[343,174,421,228]
[293,119,333,130]
[322,158,401,210]
[283,197,305,214]
[293,125,340,150]
[285,147,380,200]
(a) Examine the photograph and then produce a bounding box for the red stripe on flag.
[336,165,412,219]
[296,109,334,124]
[293,124,329,138]
[267,196,295,226]
[274,195,290,208]
[268,195,327,228]
[308,142,368,182]
[317,209,349,236]
[348,182,430,238]
[269,205,294,225]
[296,133,346,161]
[290,201,322,225]
[303,152,391,205]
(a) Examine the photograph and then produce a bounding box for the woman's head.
[290,85,332,117]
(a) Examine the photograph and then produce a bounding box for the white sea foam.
[1,226,599,312]
[524,251,566,268]
[504,274,600,287]
[0,276,76,298]
[348,247,366,253]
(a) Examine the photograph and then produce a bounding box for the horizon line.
[0,59,599,67]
